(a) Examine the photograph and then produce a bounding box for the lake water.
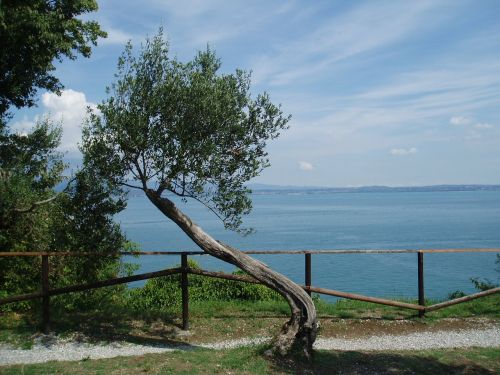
[117,190,500,300]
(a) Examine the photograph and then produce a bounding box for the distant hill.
[57,181,500,196]
[247,183,500,194]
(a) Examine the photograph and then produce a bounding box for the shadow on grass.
[54,309,182,343]
[1,304,196,348]
[192,313,287,319]
[268,350,495,375]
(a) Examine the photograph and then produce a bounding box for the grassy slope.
[1,294,499,348]
[0,295,498,373]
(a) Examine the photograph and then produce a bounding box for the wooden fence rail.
[0,248,498,333]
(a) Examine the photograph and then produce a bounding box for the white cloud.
[448,115,494,133]
[299,161,314,171]
[474,122,493,129]
[390,147,417,156]
[41,89,96,153]
[450,116,472,126]
[11,117,35,133]
[465,130,482,140]
[273,59,500,160]
[100,26,136,46]
[10,90,95,154]
[252,1,443,85]
[151,0,291,49]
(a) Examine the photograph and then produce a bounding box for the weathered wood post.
[181,253,189,330]
[305,253,312,296]
[418,251,425,317]
[41,254,50,333]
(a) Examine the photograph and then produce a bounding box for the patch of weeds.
[19,340,33,350]
[336,311,355,319]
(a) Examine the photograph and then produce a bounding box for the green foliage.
[128,260,283,311]
[51,168,127,278]
[0,0,106,121]
[49,258,137,312]
[0,2,130,313]
[0,119,133,312]
[0,119,65,308]
[470,277,497,292]
[46,168,136,312]
[0,118,64,233]
[82,28,290,233]
[470,254,499,292]
[447,290,466,299]
[447,255,499,300]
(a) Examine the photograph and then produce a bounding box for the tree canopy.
[0,1,129,311]
[0,117,129,310]
[83,30,290,232]
[0,0,106,123]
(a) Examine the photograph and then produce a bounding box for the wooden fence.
[0,248,499,333]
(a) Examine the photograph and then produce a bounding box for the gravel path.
[1,327,499,366]
[314,327,500,351]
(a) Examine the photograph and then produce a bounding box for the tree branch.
[120,182,145,191]
[13,176,77,213]
[168,183,226,225]
[127,165,141,181]
[156,178,170,195]
[13,194,59,213]
[132,159,148,190]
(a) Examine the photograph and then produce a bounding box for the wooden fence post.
[41,254,50,333]
[181,253,189,330]
[305,253,312,296]
[418,251,425,317]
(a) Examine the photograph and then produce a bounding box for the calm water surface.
[117,190,500,300]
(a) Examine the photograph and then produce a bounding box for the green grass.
[187,293,500,320]
[0,294,498,349]
[0,295,498,373]
[315,293,500,320]
[0,346,498,374]
[0,313,37,349]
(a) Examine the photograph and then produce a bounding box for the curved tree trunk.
[145,189,317,358]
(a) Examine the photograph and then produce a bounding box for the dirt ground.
[123,316,499,345]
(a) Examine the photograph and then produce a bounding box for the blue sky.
[12,0,500,187]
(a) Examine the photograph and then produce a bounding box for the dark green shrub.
[469,254,499,292]
[448,290,466,299]
[127,260,283,311]
[470,278,497,292]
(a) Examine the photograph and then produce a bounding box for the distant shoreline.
[247,184,500,194]
[119,184,500,197]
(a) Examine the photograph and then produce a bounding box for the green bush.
[448,290,466,299]
[469,254,499,292]
[470,277,497,292]
[127,259,283,311]
[0,151,135,313]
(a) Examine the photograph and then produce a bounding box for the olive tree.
[82,30,317,357]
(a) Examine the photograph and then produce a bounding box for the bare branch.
[120,182,145,191]
[13,176,77,214]
[126,164,141,181]
[132,159,148,190]
[147,163,168,181]
[13,194,59,213]
[167,183,226,225]
[140,152,148,180]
